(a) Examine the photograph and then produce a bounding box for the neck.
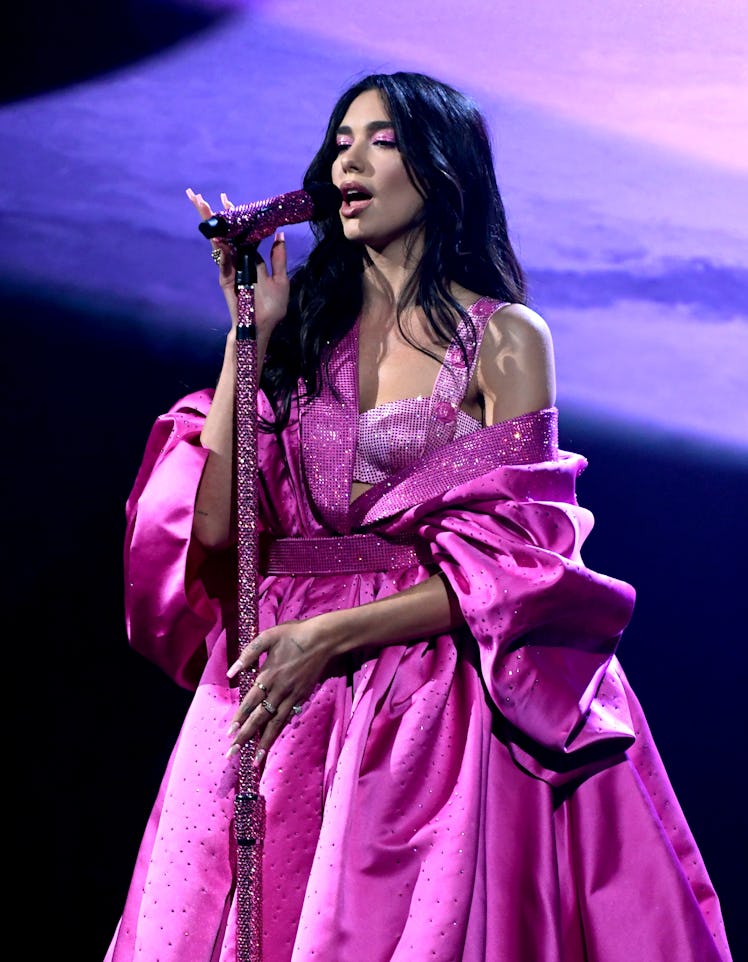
[361,232,424,309]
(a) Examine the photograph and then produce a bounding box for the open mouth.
[341,184,373,215]
[342,187,372,202]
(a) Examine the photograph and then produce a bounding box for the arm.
[477,302,556,424]
[185,189,290,549]
[225,570,462,762]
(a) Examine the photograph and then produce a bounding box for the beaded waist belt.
[264,533,432,575]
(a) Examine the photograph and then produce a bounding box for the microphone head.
[198,215,224,239]
[305,182,343,219]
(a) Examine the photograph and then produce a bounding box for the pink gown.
[105,297,732,961]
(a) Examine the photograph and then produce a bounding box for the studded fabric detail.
[352,297,506,485]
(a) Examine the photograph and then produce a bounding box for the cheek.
[399,183,424,219]
[389,166,420,205]
[379,170,408,203]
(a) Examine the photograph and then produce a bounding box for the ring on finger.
[211,247,222,265]
[261,699,277,716]
[255,681,268,692]
[291,704,303,716]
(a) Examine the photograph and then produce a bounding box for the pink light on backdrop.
[254,0,748,173]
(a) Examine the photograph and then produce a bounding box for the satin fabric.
[107,312,731,961]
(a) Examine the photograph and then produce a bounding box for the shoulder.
[482,302,554,355]
[477,301,555,376]
[475,302,556,423]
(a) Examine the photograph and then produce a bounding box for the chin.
[341,218,364,240]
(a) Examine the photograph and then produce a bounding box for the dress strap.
[298,321,359,534]
[425,297,506,446]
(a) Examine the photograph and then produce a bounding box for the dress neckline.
[300,296,504,533]
[357,296,497,418]
[359,394,483,426]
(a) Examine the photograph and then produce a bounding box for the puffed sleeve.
[416,468,637,785]
[123,390,220,689]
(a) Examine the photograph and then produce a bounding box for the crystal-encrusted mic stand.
[232,244,265,962]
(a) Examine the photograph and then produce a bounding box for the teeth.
[345,188,370,201]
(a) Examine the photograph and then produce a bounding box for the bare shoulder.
[484,302,554,353]
[476,302,556,423]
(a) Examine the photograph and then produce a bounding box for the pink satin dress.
[105,297,732,961]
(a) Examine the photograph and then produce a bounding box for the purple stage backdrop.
[3,1,745,958]
[3,0,747,449]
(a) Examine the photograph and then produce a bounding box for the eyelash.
[334,136,398,153]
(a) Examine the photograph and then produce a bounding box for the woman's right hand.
[185,188,290,338]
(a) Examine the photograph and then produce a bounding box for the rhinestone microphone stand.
[232,244,265,962]
[197,185,342,960]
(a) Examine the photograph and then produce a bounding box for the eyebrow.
[335,120,395,136]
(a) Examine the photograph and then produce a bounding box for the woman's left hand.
[225,617,335,766]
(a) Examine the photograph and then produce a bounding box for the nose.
[340,139,366,172]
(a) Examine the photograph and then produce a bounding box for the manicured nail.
[252,748,266,768]
[225,743,240,759]
[226,722,240,737]
[227,660,242,679]
[275,230,285,243]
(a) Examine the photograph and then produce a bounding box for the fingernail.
[252,748,266,768]
[275,230,285,243]
[227,660,242,679]
[225,743,240,759]
[226,722,240,737]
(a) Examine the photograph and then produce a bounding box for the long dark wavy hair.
[261,71,527,431]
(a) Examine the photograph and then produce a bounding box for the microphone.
[199,182,342,246]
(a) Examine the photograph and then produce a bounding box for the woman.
[107,73,731,961]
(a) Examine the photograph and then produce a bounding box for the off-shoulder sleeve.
[357,411,638,785]
[420,468,636,784]
[124,389,222,689]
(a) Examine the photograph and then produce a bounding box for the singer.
[105,72,733,961]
